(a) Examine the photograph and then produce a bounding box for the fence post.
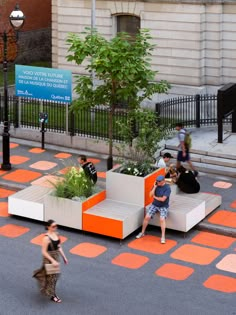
[155,102,161,125]
[69,106,75,136]
[195,94,200,128]
[13,96,19,128]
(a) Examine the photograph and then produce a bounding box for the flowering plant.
[119,160,155,177]
[52,166,94,200]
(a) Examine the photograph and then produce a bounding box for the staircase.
[161,127,236,178]
[161,147,236,177]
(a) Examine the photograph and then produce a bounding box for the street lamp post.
[1,4,25,170]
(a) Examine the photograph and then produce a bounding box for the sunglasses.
[51,225,57,228]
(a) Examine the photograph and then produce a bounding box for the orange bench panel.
[82,190,106,212]
[83,213,123,239]
[144,168,165,206]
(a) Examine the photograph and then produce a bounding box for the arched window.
[117,15,140,38]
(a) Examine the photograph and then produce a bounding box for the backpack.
[179,129,192,149]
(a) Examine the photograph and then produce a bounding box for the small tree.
[67,29,170,169]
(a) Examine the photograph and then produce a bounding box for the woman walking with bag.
[33,219,68,303]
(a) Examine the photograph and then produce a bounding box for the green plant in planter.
[116,108,171,177]
[52,166,94,200]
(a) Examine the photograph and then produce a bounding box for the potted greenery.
[106,108,168,207]
[44,166,106,229]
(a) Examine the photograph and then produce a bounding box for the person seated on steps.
[155,153,177,180]
[176,166,200,194]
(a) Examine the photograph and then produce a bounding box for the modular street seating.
[8,168,222,238]
[149,183,222,232]
[8,185,52,221]
[83,199,143,239]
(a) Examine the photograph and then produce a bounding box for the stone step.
[161,149,236,177]
[165,144,236,160]
[161,149,236,168]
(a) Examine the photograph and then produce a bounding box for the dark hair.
[45,219,55,230]
[177,166,186,174]
[79,155,87,162]
[176,122,183,128]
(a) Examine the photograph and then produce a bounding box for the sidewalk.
[0,132,235,237]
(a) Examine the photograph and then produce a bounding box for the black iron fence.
[0,95,128,141]
[156,94,231,128]
[0,94,233,141]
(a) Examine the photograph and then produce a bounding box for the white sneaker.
[136,232,145,239]
[161,237,166,244]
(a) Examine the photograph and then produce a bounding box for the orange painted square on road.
[128,235,177,255]
[208,210,236,228]
[3,169,42,183]
[0,188,16,198]
[31,175,62,188]
[0,202,9,217]
[31,233,67,246]
[216,254,236,274]
[112,253,149,269]
[155,263,194,281]
[171,244,221,265]
[0,169,8,176]
[10,155,30,165]
[191,231,235,249]
[54,153,72,159]
[97,172,106,179]
[29,148,45,154]
[230,200,236,209]
[213,181,232,189]
[29,161,57,171]
[70,242,107,258]
[0,224,30,238]
[10,143,19,149]
[203,274,236,293]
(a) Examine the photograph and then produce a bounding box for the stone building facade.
[52,0,236,98]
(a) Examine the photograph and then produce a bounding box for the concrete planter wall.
[106,166,165,207]
[44,190,106,229]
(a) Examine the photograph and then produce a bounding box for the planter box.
[106,166,165,207]
[44,190,106,230]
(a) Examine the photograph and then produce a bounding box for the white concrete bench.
[83,199,144,239]
[8,185,52,221]
[167,182,222,216]
[149,194,205,232]
[177,191,222,216]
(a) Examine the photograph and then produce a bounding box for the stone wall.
[52,0,236,97]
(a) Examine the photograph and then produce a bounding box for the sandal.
[51,296,62,303]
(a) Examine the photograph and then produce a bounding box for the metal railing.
[0,94,232,142]
[0,95,128,141]
[156,94,231,128]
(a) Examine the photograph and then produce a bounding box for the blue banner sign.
[15,65,72,103]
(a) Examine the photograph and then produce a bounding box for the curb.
[197,221,236,238]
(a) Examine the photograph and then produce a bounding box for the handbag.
[45,263,60,275]
[44,235,60,275]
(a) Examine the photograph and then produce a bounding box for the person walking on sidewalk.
[175,123,198,177]
[33,220,68,303]
[136,175,171,244]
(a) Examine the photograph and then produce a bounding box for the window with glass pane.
[117,15,140,37]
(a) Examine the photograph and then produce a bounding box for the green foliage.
[51,166,93,200]
[67,29,170,111]
[117,108,169,162]
[116,108,171,176]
